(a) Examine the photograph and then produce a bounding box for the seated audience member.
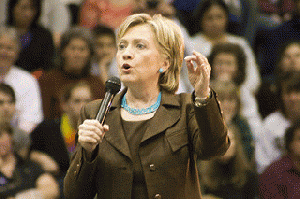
[6,0,56,73]
[211,80,255,165]
[256,40,300,118]
[256,74,300,173]
[0,83,30,159]
[208,43,262,136]
[189,0,261,98]
[30,81,93,198]
[198,124,257,199]
[38,26,105,120]
[259,121,300,198]
[0,26,43,134]
[255,0,300,80]
[79,0,136,30]
[0,128,59,198]
[91,25,118,84]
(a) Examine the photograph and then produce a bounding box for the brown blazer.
[64,89,229,199]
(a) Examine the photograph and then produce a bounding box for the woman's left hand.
[184,51,211,98]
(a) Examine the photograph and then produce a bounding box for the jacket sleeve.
[63,104,99,199]
[187,90,229,159]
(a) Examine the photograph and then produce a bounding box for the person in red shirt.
[259,121,300,198]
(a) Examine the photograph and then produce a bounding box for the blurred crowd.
[0,0,300,198]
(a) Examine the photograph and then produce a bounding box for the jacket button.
[154,194,161,199]
[149,164,156,171]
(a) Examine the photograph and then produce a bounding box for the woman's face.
[212,52,238,81]
[0,35,19,69]
[289,129,300,159]
[13,0,37,28]
[117,24,168,87]
[0,131,13,158]
[95,34,117,63]
[281,43,300,72]
[62,38,91,74]
[283,89,300,122]
[219,93,238,124]
[201,4,227,36]
[62,85,92,122]
[0,91,15,129]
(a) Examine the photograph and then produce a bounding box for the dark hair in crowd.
[276,73,300,116]
[192,0,229,35]
[7,0,42,28]
[209,42,246,86]
[58,26,95,77]
[0,83,16,103]
[92,25,116,44]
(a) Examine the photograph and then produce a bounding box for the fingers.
[184,51,210,70]
[78,119,108,144]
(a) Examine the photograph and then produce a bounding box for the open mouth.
[122,63,131,70]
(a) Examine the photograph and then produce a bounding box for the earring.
[159,68,164,73]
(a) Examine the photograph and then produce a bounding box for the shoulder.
[7,66,39,85]
[227,34,250,46]
[39,69,61,82]
[260,156,292,179]
[31,25,53,37]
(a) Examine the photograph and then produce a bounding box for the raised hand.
[184,51,211,98]
[78,119,109,153]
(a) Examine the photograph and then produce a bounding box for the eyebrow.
[119,38,149,44]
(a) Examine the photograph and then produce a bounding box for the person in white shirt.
[0,26,43,134]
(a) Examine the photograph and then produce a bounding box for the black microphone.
[96,76,121,124]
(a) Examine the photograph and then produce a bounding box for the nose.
[122,46,134,60]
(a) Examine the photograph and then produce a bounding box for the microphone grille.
[105,76,121,94]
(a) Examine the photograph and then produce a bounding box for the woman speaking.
[64,13,229,199]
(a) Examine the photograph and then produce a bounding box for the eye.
[136,43,145,49]
[118,43,126,50]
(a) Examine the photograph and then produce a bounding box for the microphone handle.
[96,92,115,125]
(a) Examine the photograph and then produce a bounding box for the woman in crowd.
[208,43,262,141]
[30,81,93,198]
[211,80,255,165]
[256,74,300,173]
[189,0,261,98]
[38,26,105,120]
[0,26,43,134]
[259,121,300,198]
[6,0,56,73]
[0,122,59,198]
[64,13,229,199]
[198,124,257,199]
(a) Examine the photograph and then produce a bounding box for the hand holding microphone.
[78,77,121,153]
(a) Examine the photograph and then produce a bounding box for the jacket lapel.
[103,90,132,159]
[141,91,181,143]
[102,90,182,158]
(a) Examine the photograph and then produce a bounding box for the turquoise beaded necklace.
[121,92,161,115]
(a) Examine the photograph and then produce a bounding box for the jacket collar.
[104,88,181,159]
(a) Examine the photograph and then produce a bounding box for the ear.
[60,101,68,113]
[161,56,171,72]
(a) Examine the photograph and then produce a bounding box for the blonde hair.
[117,13,185,93]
